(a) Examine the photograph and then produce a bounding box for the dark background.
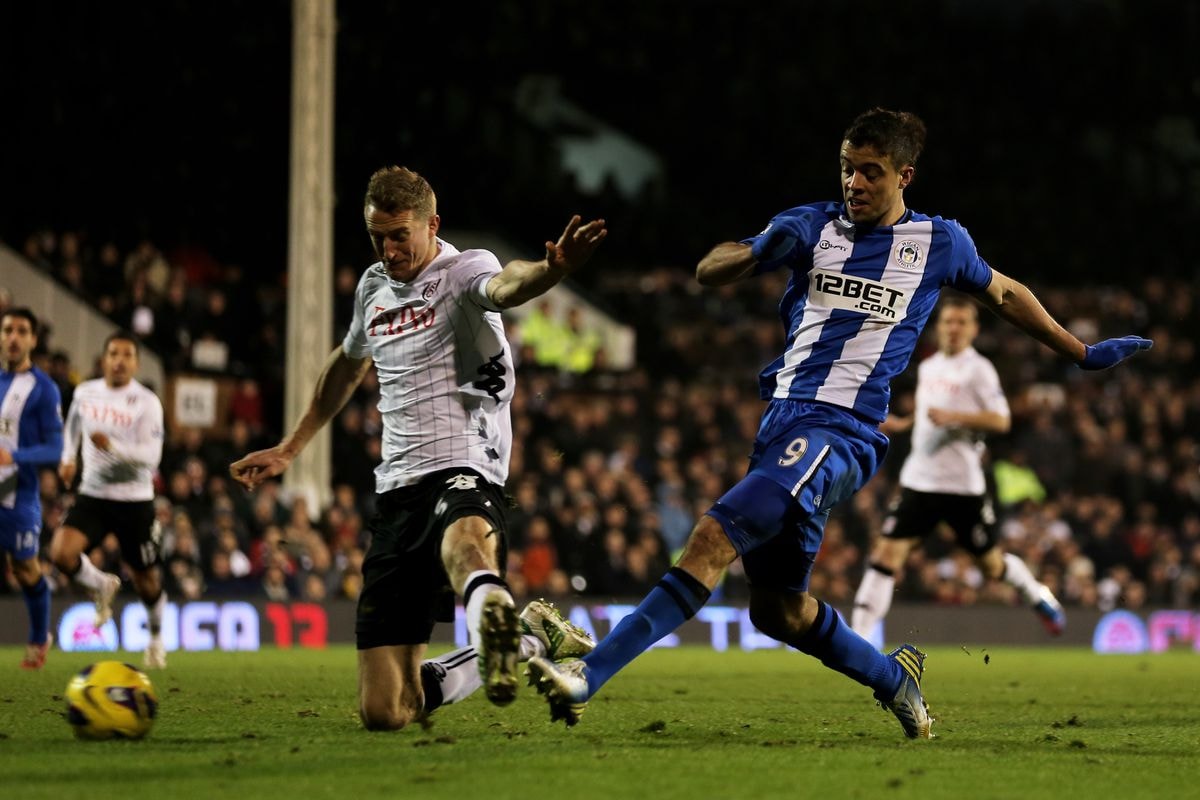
[4,0,1198,283]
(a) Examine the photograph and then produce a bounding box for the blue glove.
[1078,335,1153,370]
[750,218,805,271]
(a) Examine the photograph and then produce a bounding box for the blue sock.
[794,600,900,698]
[22,577,51,645]
[582,567,711,696]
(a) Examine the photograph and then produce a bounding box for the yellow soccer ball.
[65,661,158,740]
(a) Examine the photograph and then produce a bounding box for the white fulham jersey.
[343,239,513,493]
[62,378,164,502]
[898,346,1010,496]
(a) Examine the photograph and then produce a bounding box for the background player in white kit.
[50,330,168,668]
[231,166,606,731]
[851,296,1065,641]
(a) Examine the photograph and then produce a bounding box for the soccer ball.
[65,661,158,740]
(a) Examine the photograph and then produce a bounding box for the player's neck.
[882,204,910,227]
[3,358,31,373]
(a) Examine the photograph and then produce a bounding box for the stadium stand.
[1,225,1197,619]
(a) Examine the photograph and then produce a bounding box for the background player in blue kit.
[529,107,1153,739]
[0,307,64,670]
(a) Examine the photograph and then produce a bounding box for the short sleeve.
[342,270,372,358]
[450,249,504,311]
[973,359,1011,418]
[740,205,823,275]
[942,220,993,293]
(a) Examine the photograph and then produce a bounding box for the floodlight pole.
[283,0,336,514]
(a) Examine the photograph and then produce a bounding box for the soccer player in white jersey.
[851,297,1066,643]
[1,308,63,670]
[49,331,168,668]
[529,107,1152,739]
[231,166,605,730]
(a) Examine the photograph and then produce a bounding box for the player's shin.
[581,566,711,695]
[851,565,895,638]
[793,600,900,695]
[421,646,482,713]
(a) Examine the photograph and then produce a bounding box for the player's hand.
[230,446,294,491]
[546,215,607,273]
[1078,335,1153,370]
[750,217,805,270]
[879,414,913,435]
[90,432,112,451]
[926,408,960,427]
[0,447,12,466]
[59,462,76,486]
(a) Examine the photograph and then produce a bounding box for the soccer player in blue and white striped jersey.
[529,107,1152,739]
[0,307,63,670]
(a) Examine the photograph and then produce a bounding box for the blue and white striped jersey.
[0,366,63,518]
[744,202,993,423]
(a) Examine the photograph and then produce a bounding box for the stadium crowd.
[3,226,1198,617]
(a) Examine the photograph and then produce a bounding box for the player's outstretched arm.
[487,216,607,309]
[974,268,1152,369]
[698,216,809,286]
[696,242,756,286]
[230,345,371,490]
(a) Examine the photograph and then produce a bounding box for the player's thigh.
[0,509,42,562]
[433,471,510,590]
[358,644,427,724]
[872,489,937,569]
[105,501,159,570]
[58,496,112,559]
[942,494,997,556]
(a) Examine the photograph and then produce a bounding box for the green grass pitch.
[2,645,1196,799]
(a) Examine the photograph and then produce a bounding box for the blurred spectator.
[9,220,1197,617]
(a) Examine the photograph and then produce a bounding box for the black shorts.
[880,488,998,556]
[356,468,509,649]
[62,495,161,570]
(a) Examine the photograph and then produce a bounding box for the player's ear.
[899,166,915,190]
[428,214,440,236]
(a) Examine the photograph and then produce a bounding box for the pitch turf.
[2,644,1195,799]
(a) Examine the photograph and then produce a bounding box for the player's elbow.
[993,414,1012,434]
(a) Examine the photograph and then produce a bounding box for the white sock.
[73,554,109,592]
[519,633,545,661]
[423,646,482,709]
[462,570,511,651]
[851,566,895,637]
[1002,553,1043,605]
[146,590,167,636]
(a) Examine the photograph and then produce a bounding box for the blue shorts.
[706,399,887,592]
[0,506,43,561]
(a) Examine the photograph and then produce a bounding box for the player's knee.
[48,529,83,571]
[749,591,815,644]
[12,559,42,587]
[359,699,419,732]
[748,602,795,643]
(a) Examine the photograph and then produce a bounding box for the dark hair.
[364,166,436,217]
[2,306,39,335]
[843,108,927,169]
[103,329,140,355]
[937,293,979,320]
